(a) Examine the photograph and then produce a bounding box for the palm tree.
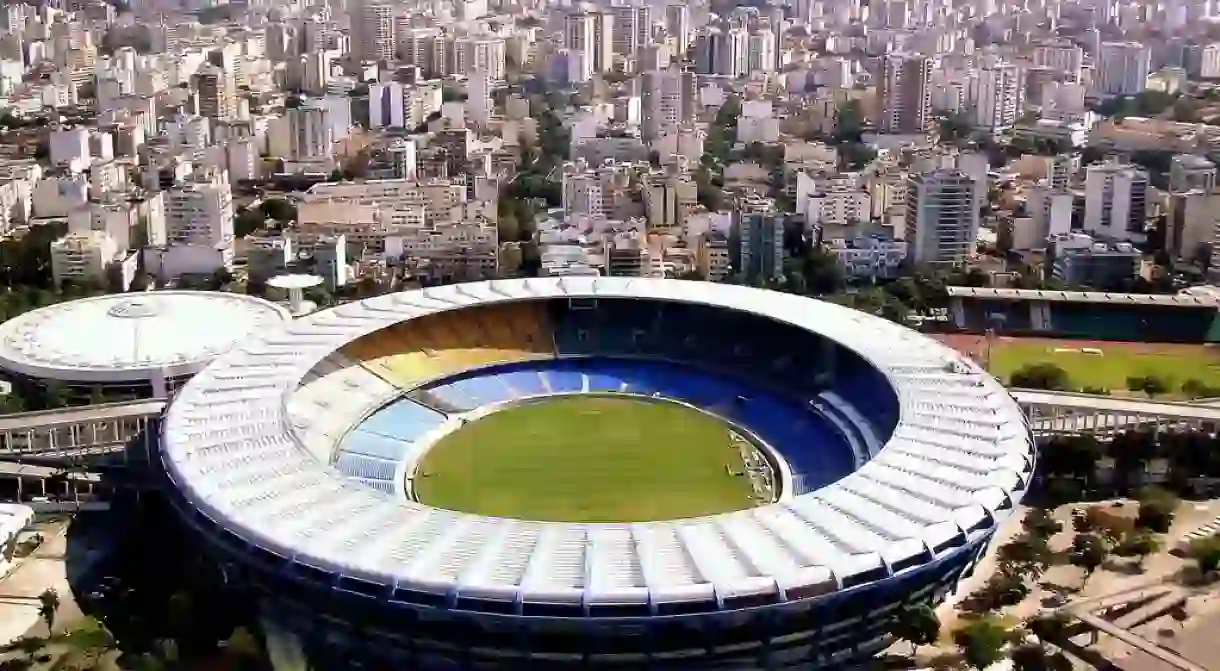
[37,588,59,635]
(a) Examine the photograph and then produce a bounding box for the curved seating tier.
[340,301,554,390]
[331,399,447,493]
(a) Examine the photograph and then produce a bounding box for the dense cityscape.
[0,0,1215,669]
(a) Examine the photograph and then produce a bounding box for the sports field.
[936,334,1220,395]
[413,396,757,523]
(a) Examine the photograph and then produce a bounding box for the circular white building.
[0,291,290,399]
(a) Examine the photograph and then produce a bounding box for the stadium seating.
[955,295,1218,343]
[288,352,401,461]
[340,302,554,390]
[325,297,906,498]
[332,399,447,492]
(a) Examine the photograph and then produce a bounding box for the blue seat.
[338,431,413,461]
[499,370,548,396]
[545,369,585,393]
[360,401,446,441]
[433,375,514,408]
[335,452,397,481]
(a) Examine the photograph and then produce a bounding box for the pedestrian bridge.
[1012,389,1220,436]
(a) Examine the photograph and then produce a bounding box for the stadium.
[159,278,1035,669]
[0,291,290,400]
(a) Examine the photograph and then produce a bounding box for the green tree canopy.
[1009,362,1071,391]
[953,616,1009,670]
[887,603,941,655]
[1070,533,1109,585]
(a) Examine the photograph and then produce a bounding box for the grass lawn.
[413,396,756,522]
[986,339,1220,395]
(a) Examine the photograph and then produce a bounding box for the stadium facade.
[159,278,1035,669]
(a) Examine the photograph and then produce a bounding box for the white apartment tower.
[665,5,690,59]
[1096,42,1151,95]
[1084,162,1149,240]
[165,180,235,248]
[722,28,749,78]
[565,12,614,74]
[747,29,776,73]
[1033,42,1084,81]
[562,168,604,218]
[288,102,333,161]
[641,68,688,141]
[973,60,1021,132]
[611,6,651,57]
[879,53,933,134]
[904,170,979,265]
[461,37,505,80]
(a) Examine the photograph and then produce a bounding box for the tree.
[6,636,45,663]
[60,618,116,667]
[259,198,297,223]
[1127,374,1171,397]
[1011,642,1073,671]
[1188,534,1220,573]
[234,208,267,237]
[953,616,1009,669]
[1027,612,1069,643]
[1136,486,1179,533]
[1021,508,1063,540]
[1115,530,1164,570]
[1009,362,1071,391]
[997,534,1053,578]
[888,603,941,655]
[37,588,59,634]
[983,569,1031,607]
[1070,533,1109,586]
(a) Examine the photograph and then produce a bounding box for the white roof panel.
[0,291,290,383]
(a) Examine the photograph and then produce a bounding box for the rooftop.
[0,291,291,383]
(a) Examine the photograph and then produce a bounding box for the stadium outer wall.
[156,279,1034,670]
[159,473,996,670]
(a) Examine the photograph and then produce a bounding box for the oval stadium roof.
[0,291,291,383]
[161,278,1034,611]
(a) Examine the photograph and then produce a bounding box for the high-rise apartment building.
[1096,42,1151,95]
[611,6,651,57]
[640,68,694,140]
[747,30,776,73]
[879,53,933,134]
[665,5,690,59]
[723,27,749,78]
[734,212,785,281]
[460,37,505,80]
[165,180,235,248]
[194,64,235,121]
[1033,42,1084,80]
[973,60,1021,132]
[565,12,614,74]
[904,170,979,265]
[1084,162,1149,240]
[287,101,333,161]
[356,1,395,62]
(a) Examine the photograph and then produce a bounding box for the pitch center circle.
[411,394,775,523]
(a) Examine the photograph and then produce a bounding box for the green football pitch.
[412,396,757,523]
